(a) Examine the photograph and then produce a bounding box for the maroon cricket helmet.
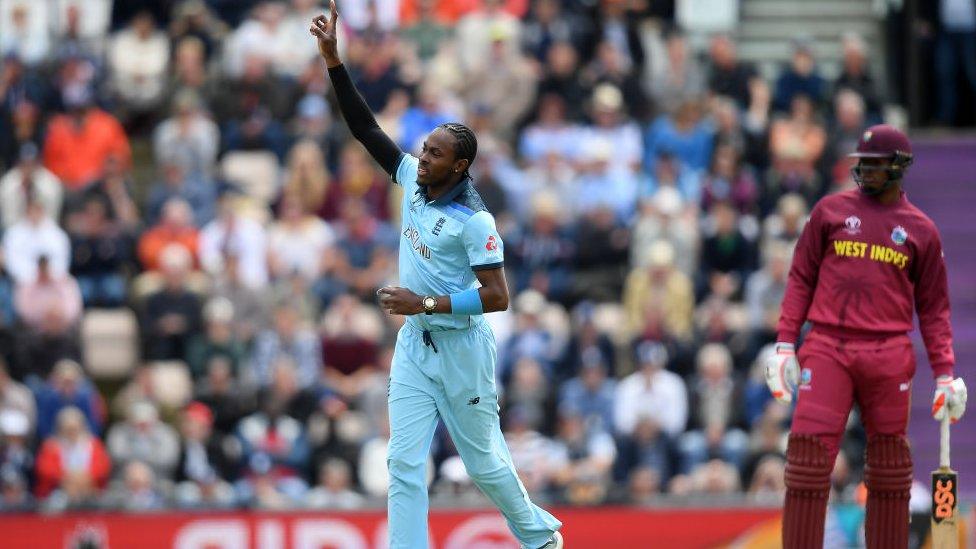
[848,124,913,160]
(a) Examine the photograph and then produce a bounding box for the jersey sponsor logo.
[832,239,909,270]
[433,217,447,236]
[844,215,862,235]
[402,226,432,260]
[485,235,498,251]
[891,225,908,245]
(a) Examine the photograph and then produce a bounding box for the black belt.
[421,330,438,353]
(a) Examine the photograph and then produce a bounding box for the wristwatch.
[422,296,437,315]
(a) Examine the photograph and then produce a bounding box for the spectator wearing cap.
[138,198,201,272]
[558,347,616,436]
[773,37,826,112]
[0,143,62,229]
[13,255,83,376]
[456,0,523,72]
[42,84,131,191]
[66,195,132,307]
[577,83,643,174]
[199,186,269,289]
[632,186,699,277]
[173,402,235,508]
[185,298,246,380]
[2,197,70,285]
[460,24,537,142]
[574,138,640,222]
[141,244,203,361]
[623,240,695,341]
[108,11,170,125]
[152,90,220,178]
[33,359,103,441]
[34,406,111,503]
[0,357,35,432]
[677,343,748,474]
[106,400,180,479]
[613,341,687,439]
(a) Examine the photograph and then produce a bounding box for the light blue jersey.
[393,153,504,330]
[386,153,562,549]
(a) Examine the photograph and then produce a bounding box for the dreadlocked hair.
[437,122,478,177]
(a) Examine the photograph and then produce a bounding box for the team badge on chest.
[891,226,908,245]
[844,215,862,235]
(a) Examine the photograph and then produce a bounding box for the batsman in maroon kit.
[764,124,968,548]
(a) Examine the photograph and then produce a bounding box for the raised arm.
[310,2,402,176]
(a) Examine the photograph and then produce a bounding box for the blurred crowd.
[0,0,899,512]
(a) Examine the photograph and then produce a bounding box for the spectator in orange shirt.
[42,85,131,192]
[138,198,200,271]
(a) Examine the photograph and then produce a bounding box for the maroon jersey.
[777,189,954,378]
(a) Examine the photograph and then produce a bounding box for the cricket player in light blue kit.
[311,5,563,548]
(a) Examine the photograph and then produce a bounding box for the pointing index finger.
[330,0,338,29]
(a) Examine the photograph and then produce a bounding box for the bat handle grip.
[940,414,951,469]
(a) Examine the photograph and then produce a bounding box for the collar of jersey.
[415,177,470,206]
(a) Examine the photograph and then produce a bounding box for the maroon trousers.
[791,330,915,454]
[783,329,916,549]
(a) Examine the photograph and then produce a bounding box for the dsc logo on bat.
[933,476,956,521]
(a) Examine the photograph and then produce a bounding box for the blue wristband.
[449,288,483,315]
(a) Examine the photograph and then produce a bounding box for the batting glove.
[764,342,800,404]
[932,376,968,423]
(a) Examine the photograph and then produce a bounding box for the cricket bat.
[931,415,959,548]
